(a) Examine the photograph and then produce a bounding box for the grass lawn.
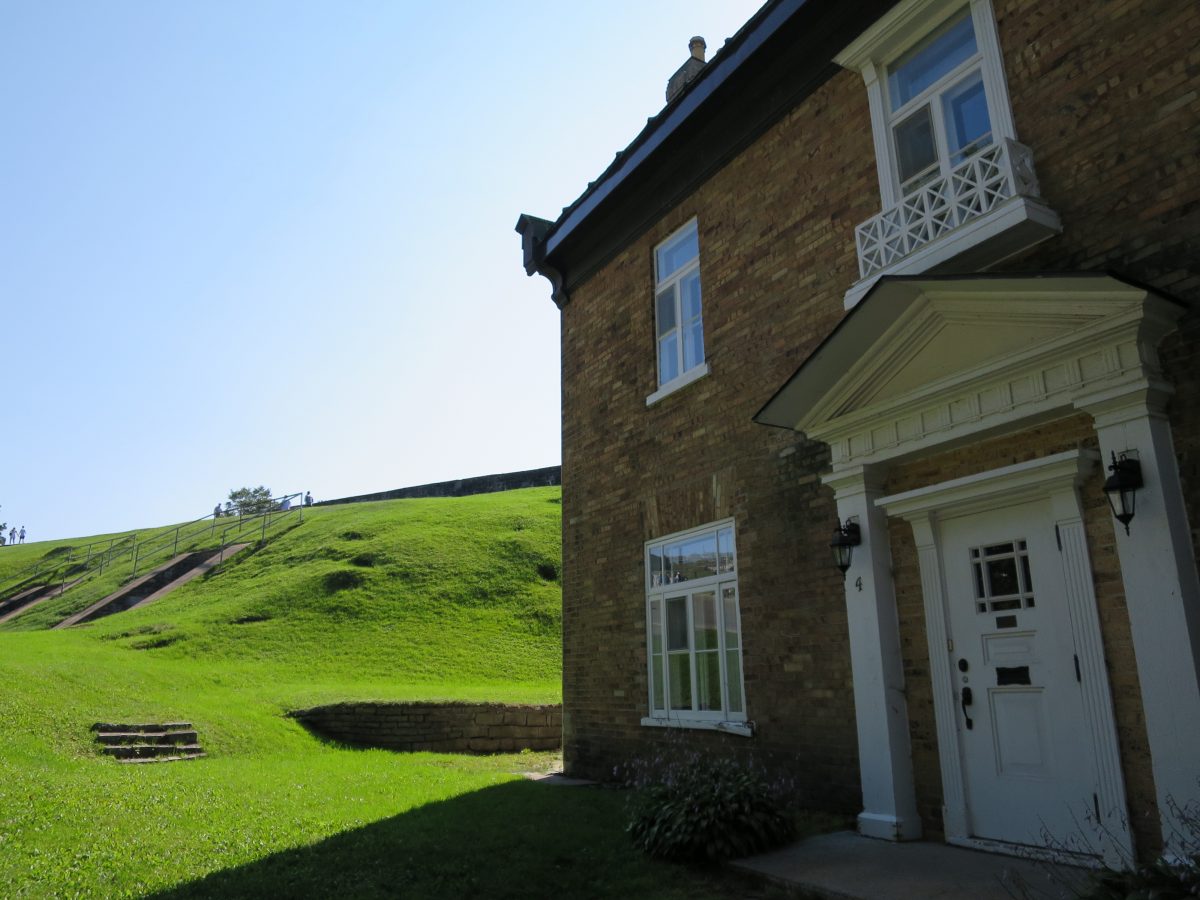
[0,489,790,898]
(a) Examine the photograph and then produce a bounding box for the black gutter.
[539,0,807,261]
[517,0,898,306]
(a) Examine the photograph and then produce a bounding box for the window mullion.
[673,284,686,378]
[686,591,699,714]
[931,95,954,180]
[887,52,983,122]
[716,584,729,714]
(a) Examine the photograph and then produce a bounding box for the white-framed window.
[886,8,993,195]
[833,0,1059,307]
[835,0,1017,209]
[643,520,748,733]
[648,219,707,403]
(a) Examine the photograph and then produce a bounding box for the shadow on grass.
[149,780,788,900]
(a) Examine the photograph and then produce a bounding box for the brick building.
[517,0,1199,865]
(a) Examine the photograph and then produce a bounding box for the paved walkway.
[733,831,1084,900]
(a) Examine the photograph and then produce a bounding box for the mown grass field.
[0,489,784,898]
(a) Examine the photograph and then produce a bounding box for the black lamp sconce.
[830,519,862,575]
[1103,451,1143,536]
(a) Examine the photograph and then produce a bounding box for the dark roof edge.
[539,0,806,261]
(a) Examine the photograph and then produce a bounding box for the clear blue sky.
[0,1,764,542]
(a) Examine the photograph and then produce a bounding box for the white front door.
[940,500,1099,851]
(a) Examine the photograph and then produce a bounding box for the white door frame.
[878,450,1134,866]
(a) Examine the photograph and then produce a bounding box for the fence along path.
[0,494,305,627]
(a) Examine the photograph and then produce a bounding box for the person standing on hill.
[213,503,222,519]
[18,526,26,544]
[9,526,16,545]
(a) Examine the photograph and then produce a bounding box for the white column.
[825,466,921,840]
[1084,390,1200,854]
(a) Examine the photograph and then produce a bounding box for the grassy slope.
[0,490,566,897]
[0,489,791,899]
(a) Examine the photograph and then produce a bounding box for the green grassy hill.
[1,489,564,750]
[0,488,776,900]
[0,489,569,897]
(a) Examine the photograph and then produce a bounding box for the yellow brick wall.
[557,0,1199,851]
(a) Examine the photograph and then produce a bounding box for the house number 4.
[855,577,863,592]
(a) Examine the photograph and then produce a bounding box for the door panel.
[941,500,1096,848]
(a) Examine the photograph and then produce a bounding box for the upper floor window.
[887,9,992,195]
[653,220,705,390]
[835,0,1059,308]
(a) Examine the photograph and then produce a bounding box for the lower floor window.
[646,521,746,723]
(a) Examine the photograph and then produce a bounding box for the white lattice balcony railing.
[854,138,1045,280]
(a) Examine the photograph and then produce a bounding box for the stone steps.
[92,722,206,763]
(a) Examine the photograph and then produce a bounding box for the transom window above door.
[970,539,1035,614]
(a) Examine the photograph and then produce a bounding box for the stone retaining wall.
[290,702,562,754]
[317,465,561,507]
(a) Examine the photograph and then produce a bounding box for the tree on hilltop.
[227,486,274,516]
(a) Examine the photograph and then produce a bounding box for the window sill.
[645,363,709,407]
[640,715,754,737]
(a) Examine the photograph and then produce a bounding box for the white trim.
[803,284,1183,472]
[835,0,983,71]
[1081,392,1200,857]
[640,716,754,738]
[645,361,709,406]
[653,218,704,392]
[835,0,1015,203]
[843,193,1061,310]
[824,467,923,841]
[644,519,746,723]
[879,450,1134,866]
[834,0,1045,282]
[877,450,1096,518]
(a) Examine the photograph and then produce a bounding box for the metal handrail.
[0,493,306,607]
[217,498,304,563]
[0,533,138,598]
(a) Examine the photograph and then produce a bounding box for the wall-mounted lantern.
[830,520,862,575]
[1103,451,1143,536]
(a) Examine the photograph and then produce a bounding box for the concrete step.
[95,730,198,746]
[121,752,207,765]
[101,743,204,760]
[91,721,192,733]
[92,721,205,763]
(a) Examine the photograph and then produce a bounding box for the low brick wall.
[289,702,562,754]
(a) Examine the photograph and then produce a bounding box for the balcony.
[845,139,1060,309]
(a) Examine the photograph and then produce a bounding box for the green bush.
[625,755,795,862]
[1081,856,1200,900]
[1076,795,1199,900]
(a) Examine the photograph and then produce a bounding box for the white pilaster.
[1083,390,1200,854]
[825,466,921,840]
[907,512,969,842]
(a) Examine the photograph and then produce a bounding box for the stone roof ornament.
[666,36,707,103]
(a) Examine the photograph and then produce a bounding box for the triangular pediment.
[830,296,1116,417]
[754,275,1178,446]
